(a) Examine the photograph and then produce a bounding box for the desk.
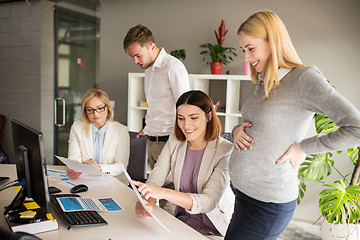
[0,164,207,240]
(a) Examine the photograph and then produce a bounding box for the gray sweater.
[229,65,360,203]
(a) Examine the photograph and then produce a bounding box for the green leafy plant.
[199,20,237,65]
[199,43,237,65]
[319,180,360,224]
[170,49,186,61]
[298,83,360,225]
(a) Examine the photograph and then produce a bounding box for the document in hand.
[56,155,106,176]
[120,163,170,232]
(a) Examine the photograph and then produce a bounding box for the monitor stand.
[3,186,27,216]
[3,186,56,234]
[3,186,47,224]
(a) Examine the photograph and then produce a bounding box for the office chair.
[0,225,42,240]
[127,131,148,182]
[220,132,233,143]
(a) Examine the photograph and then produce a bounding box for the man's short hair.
[123,25,155,50]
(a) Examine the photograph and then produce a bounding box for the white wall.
[100,0,360,223]
[100,0,360,123]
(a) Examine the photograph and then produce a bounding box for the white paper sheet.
[120,163,170,232]
[57,174,116,188]
[47,169,69,182]
[55,155,106,176]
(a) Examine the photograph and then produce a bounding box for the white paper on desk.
[120,163,170,232]
[58,174,116,189]
[55,155,106,176]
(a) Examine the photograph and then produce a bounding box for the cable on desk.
[0,180,22,192]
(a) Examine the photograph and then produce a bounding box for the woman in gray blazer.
[132,90,234,237]
[67,88,129,180]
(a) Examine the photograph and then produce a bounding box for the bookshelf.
[127,73,253,133]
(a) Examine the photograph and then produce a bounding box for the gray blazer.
[147,134,234,236]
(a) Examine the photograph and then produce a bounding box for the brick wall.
[0,0,54,164]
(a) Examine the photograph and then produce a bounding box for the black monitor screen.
[11,119,51,214]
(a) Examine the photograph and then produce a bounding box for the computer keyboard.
[50,193,107,227]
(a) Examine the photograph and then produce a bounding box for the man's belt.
[147,135,169,142]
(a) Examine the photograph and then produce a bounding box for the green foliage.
[348,147,360,165]
[296,81,360,225]
[170,49,186,61]
[199,43,237,65]
[319,180,360,224]
[297,152,334,204]
[314,113,339,134]
[298,153,334,181]
[297,176,306,204]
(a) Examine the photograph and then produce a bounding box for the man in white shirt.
[123,25,190,169]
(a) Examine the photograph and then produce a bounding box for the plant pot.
[210,62,223,74]
[322,222,360,239]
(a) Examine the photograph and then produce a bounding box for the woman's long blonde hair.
[238,10,303,99]
[81,88,115,134]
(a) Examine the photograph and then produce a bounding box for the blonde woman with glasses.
[66,88,129,180]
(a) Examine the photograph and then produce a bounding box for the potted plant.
[199,20,237,74]
[298,84,360,239]
[170,49,186,61]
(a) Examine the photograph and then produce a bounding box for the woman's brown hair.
[174,90,221,142]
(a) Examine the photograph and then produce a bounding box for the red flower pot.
[210,62,223,74]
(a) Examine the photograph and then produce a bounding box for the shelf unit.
[127,73,253,133]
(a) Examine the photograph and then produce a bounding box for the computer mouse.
[49,186,62,194]
[70,184,88,193]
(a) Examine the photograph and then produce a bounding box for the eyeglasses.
[85,105,106,114]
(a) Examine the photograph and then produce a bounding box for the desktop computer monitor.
[4,119,51,216]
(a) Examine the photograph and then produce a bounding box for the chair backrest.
[127,131,148,182]
[220,132,233,143]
